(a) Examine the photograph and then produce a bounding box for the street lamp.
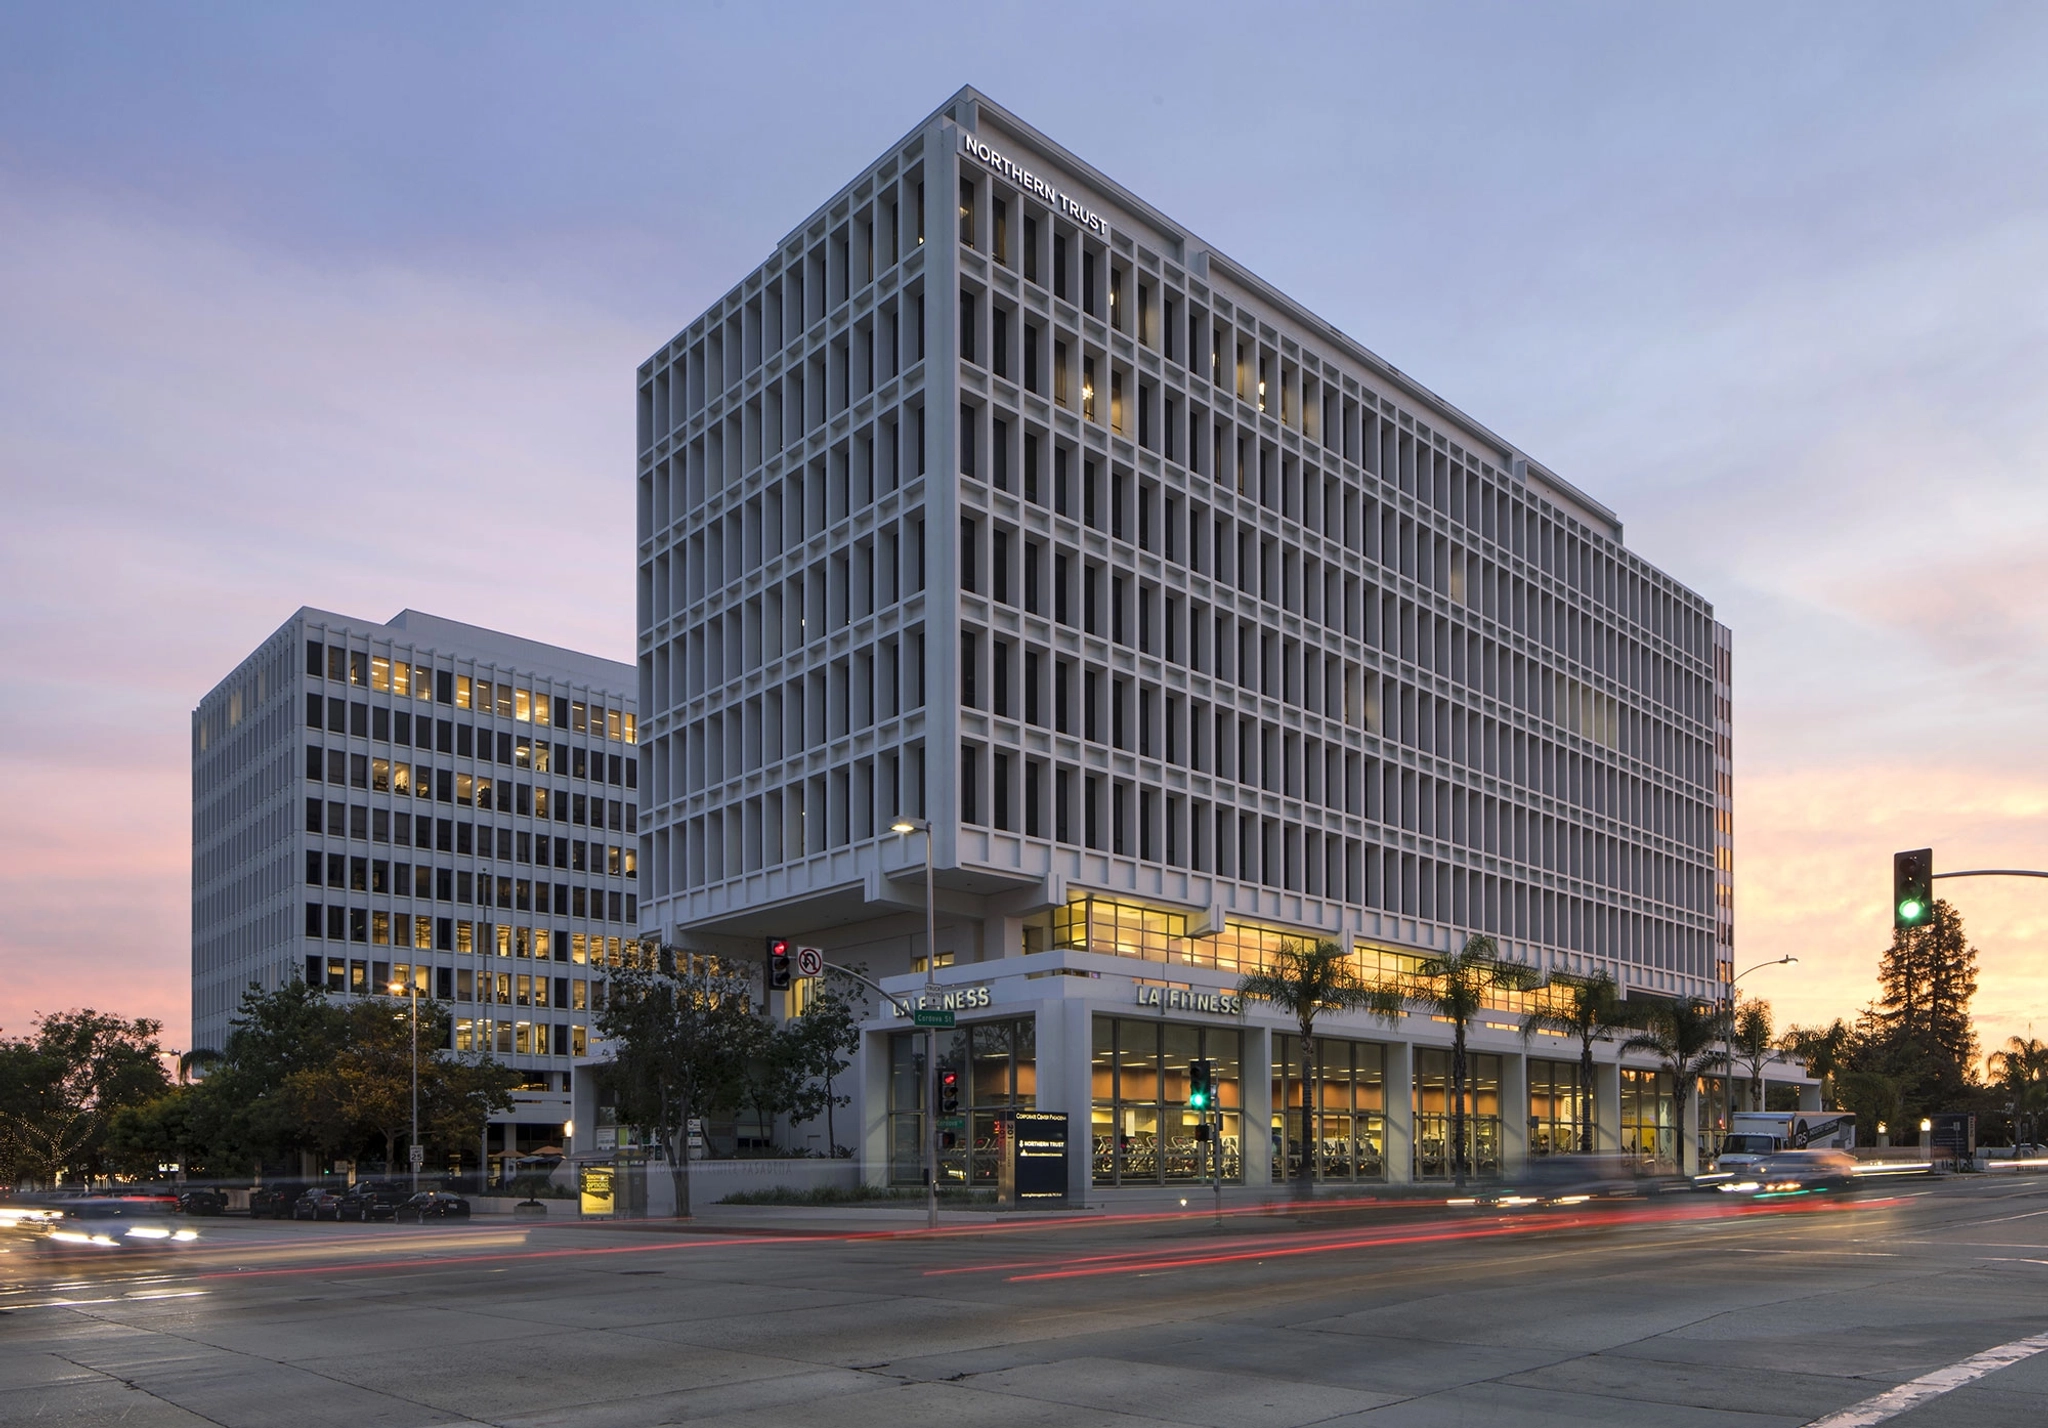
[387,971,420,1197]
[1718,956,1799,1162]
[891,814,939,1231]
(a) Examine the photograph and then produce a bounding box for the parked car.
[1719,1148,1858,1196]
[249,1182,309,1219]
[292,1188,345,1221]
[176,1188,228,1216]
[338,1182,407,1222]
[37,1198,200,1253]
[394,1191,471,1222]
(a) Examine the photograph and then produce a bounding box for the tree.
[1730,999,1774,1113]
[1238,939,1402,1199]
[596,953,764,1216]
[752,985,864,1154]
[1620,999,1726,1176]
[1864,898,1979,1119]
[1781,1019,1854,1109]
[0,1011,171,1187]
[1519,970,1637,1154]
[1408,936,1542,1187]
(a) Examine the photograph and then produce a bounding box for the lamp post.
[891,814,939,1231]
[1718,956,1798,1165]
[387,969,421,1196]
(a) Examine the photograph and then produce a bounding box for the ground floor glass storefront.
[1620,1067,1675,1169]
[1414,1049,1502,1179]
[1272,1035,1386,1183]
[887,1017,1036,1185]
[1528,1057,1589,1156]
[1091,1016,1242,1185]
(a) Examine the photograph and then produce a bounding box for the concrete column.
[1241,1023,1272,1189]
[1057,996,1094,1204]
[1595,1060,1623,1155]
[1797,1081,1822,1111]
[1501,1050,1529,1177]
[860,1025,894,1188]
[1384,1038,1414,1185]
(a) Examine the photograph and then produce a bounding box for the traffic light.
[1893,849,1933,930]
[939,1069,960,1116]
[1188,1059,1214,1112]
[766,937,792,990]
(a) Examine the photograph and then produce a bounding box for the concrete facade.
[631,87,1739,1194]
[191,607,638,1167]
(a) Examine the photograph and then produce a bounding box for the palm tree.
[1238,939,1402,1199]
[175,1048,222,1085]
[1620,999,1727,1176]
[1989,1035,2048,1147]
[1520,970,1636,1154]
[1410,935,1541,1188]
[1730,999,1774,1113]
[1780,1019,1853,1108]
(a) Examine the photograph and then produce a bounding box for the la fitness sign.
[959,133,1109,237]
[1134,985,1244,1016]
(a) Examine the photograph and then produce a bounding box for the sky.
[3,2,2047,1065]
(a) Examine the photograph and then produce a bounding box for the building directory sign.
[999,1110,1070,1207]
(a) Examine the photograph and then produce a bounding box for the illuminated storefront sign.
[959,133,1109,236]
[1133,985,1244,1016]
[910,984,993,1012]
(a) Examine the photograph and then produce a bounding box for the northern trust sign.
[959,132,1110,237]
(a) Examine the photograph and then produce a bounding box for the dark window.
[327,698,344,733]
[350,702,368,737]
[305,797,322,833]
[372,706,389,741]
[436,670,454,704]
[306,641,324,677]
[305,692,322,727]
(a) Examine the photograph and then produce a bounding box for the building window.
[1091,1016,1241,1187]
[1413,1049,1502,1180]
[887,1016,1036,1185]
[1273,1035,1385,1183]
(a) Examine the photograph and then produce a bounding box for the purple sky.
[4,3,2046,1060]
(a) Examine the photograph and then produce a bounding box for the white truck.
[1716,1111,1857,1172]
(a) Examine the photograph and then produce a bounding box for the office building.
[191,608,638,1174]
[628,87,1735,1191]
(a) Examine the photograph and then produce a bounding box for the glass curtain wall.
[1620,1067,1676,1170]
[888,1017,1036,1185]
[1528,1058,1589,1156]
[1413,1049,1502,1179]
[1272,1035,1386,1183]
[1091,1016,1241,1186]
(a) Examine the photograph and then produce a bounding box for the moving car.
[176,1188,228,1216]
[1718,1148,1857,1196]
[1477,1153,1641,1208]
[36,1198,200,1253]
[249,1182,309,1219]
[338,1182,408,1222]
[394,1191,471,1222]
[292,1188,345,1221]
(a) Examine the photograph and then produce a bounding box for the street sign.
[795,946,824,978]
[913,1008,956,1028]
[939,1116,966,1131]
[408,1144,425,1167]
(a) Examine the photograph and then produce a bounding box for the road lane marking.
[1803,1329,2048,1427]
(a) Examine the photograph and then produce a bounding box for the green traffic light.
[1899,898,1923,921]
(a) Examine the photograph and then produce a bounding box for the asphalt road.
[7,1177,2048,1427]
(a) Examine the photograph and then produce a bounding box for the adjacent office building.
[629,86,1737,1193]
[191,608,639,1174]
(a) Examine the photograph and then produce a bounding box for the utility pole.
[389,969,421,1195]
[892,816,939,1231]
